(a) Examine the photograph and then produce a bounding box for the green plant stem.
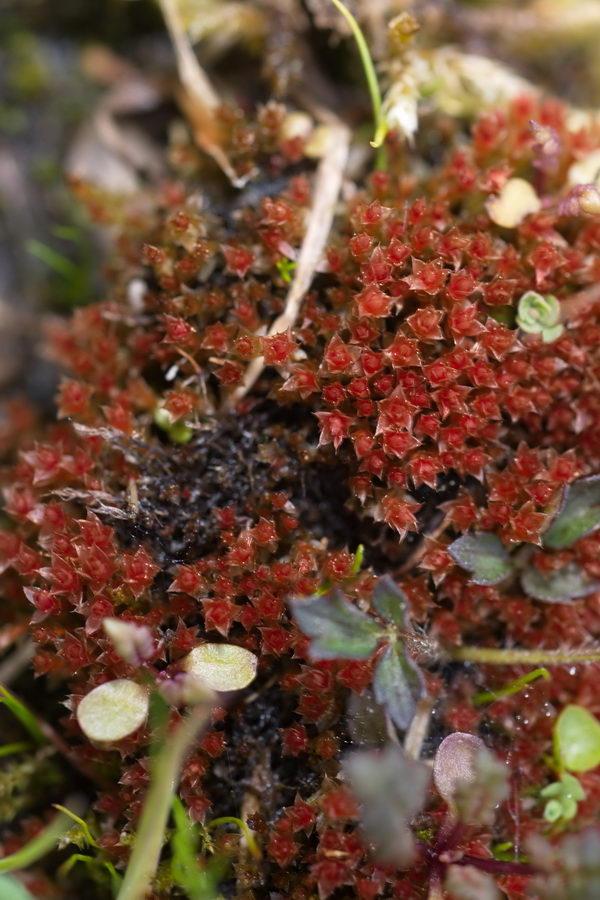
[328,0,386,148]
[473,667,551,706]
[117,703,213,900]
[0,796,86,873]
[207,817,261,861]
[451,646,600,666]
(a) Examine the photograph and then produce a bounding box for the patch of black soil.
[207,681,322,824]
[112,402,390,570]
[109,400,471,577]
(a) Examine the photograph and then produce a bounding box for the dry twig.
[225,118,351,408]
[159,0,249,187]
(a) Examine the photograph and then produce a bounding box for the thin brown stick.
[225,119,351,408]
[159,0,248,187]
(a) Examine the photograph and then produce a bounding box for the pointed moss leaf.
[343,745,430,867]
[372,575,408,628]
[544,476,600,550]
[448,533,514,586]
[373,642,424,731]
[555,705,600,773]
[289,590,383,660]
[521,564,600,604]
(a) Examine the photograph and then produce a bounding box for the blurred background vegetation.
[1,0,600,403]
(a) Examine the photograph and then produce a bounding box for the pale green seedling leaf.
[555,705,600,773]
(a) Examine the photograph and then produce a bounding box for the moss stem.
[117,702,212,900]
[450,646,600,666]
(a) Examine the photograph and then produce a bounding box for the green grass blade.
[0,742,31,759]
[0,686,45,745]
[0,798,85,873]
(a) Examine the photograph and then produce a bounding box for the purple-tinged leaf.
[289,589,383,660]
[448,533,514,586]
[521,564,600,604]
[373,641,424,731]
[544,476,600,550]
[372,575,408,628]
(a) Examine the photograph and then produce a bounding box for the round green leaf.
[555,705,600,773]
[76,679,149,743]
[185,643,258,692]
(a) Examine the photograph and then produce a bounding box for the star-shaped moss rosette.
[516,290,564,343]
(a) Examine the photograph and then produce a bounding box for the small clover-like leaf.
[448,533,514,585]
[76,679,149,744]
[373,641,424,731]
[521,564,600,604]
[343,745,430,867]
[544,476,600,550]
[555,705,600,774]
[184,643,258,692]
[516,291,564,343]
[372,575,408,628]
[542,773,585,825]
[289,589,383,660]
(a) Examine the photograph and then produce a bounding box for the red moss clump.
[3,94,600,896]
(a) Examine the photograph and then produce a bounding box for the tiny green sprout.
[541,772,585,825]
[275,257,296,284]
[554,704,600,773]
[328,0,387,149]
[516,291,564,343]
[153,405,193,445]
[351,544,365,575]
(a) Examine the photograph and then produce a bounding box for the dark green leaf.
[448,533,514,586]
[544,476,600,550]
[289,590,383,660]
[343,745,429,867]
[373,642,424,730]
[520,564,600,603]
[372,575,409,628]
